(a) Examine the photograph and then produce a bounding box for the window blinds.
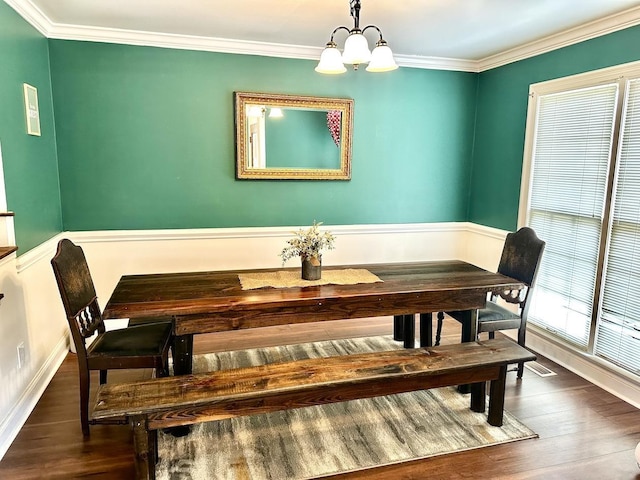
[596,79,640,373]
[528,84,618,348]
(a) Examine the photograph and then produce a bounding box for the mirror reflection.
[235,92,353,180]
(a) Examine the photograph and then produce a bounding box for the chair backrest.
[495,227,546,308]
[51,239,104,352]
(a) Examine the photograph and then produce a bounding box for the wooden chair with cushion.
[51,238,174,436]
[435,227,545,378]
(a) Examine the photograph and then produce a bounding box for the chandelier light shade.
[316,0,398,74]
[342,32,371,65]
[366,40,396,72]
[315,42,347,74]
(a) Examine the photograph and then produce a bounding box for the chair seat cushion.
[477,301,521,333]
[447,301,521,333]
[88,322,172,358]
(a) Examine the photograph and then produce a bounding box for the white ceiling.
[9,0,640,71]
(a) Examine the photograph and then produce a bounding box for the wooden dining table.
[103,260,523,376]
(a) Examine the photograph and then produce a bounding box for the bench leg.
[487,365,508,427]
[132,415,157,480]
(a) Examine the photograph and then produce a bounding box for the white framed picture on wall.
[23,83,41,136]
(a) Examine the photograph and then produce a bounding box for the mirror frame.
[234,92,354,180]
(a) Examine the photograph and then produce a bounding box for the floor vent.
[525,361,557,377]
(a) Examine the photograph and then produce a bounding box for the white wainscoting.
[1,221,638,460]
[0,222,467,458]
[0,235,69,459]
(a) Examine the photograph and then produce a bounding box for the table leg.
[393,315,404,341]
[470,381,486,413]
[403,314,415,348]
[419,313,433,347]
[459,309,479,343]
[172,334,194,375]
[458,309,479,394]
[166,334,193,437]
[468,308,479,343]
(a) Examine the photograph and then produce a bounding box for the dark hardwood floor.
[1,316,640,479]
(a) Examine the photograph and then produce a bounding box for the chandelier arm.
[329,25,352,43]
[362,25,385,42]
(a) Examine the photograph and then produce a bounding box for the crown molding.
[6,0,640,73]
[49,23,326,60]
[44,23,480,72]
[3,0,479,71]
[477,6,640,72]
[4,0,48,36]
[394,54,478,73]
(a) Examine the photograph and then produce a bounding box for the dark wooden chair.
[51,238,173,436]
[435,227,545,377]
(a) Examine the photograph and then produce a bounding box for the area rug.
[156,336,536,480]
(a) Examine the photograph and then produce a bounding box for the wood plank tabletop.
[103,261,523,326]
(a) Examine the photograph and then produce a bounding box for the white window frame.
[519,59,640,376]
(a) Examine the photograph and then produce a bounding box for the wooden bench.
[91,338,535,480]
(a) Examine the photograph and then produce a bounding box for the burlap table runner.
[238,268,383,290]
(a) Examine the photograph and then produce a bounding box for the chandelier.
[315,0,398,74]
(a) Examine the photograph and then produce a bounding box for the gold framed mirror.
[234,92,353,180]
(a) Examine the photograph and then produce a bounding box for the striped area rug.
[156,336,536,479]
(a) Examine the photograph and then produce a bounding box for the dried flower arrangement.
[280,221,336,266]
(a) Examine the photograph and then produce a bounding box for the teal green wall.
[470,25,640,230]
[49,41,478,231]
[8,3,640,246]
[0,3,61,253]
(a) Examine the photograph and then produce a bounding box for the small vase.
[301,255,322,280]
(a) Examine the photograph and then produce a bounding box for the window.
[596,78,640,374]
[520,61,640,376]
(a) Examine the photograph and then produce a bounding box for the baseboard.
[0,332,69,459]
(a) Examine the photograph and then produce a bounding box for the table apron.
[173,290,488,336]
